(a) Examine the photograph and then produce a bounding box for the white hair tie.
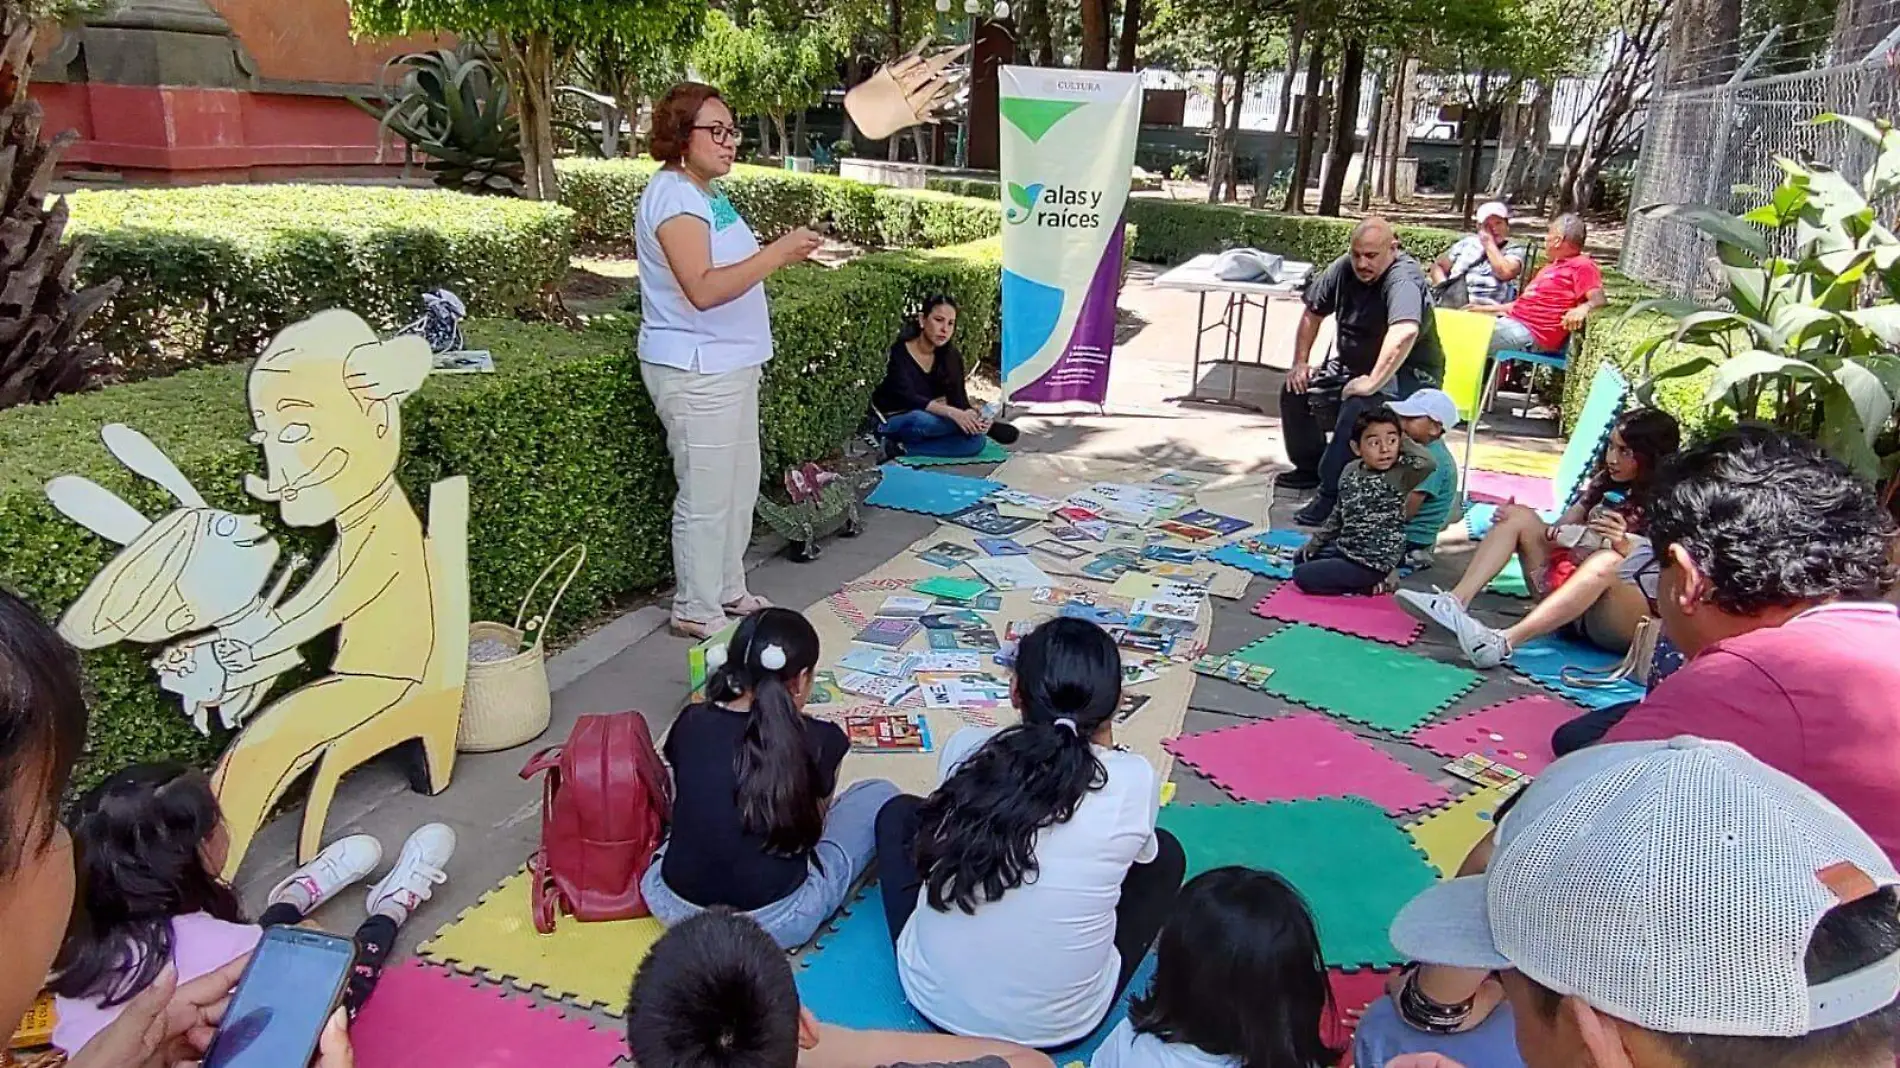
[1054,718,1078,734]
[759,643,787,671]
[704,643,729,670]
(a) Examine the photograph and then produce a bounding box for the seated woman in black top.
[638,607,898,949]
[871,294,1020,458]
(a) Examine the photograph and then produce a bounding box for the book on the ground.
[838,648,921,677]
[876,594,936,618]
[854,618,922,648]
[927,622,1000,652]
[1192,654,1276,689]
[1114,692,1152,723]
[687,620,741,699]
[1157,520,1221,543]
[810,670,844,704]
[911,575,991,602]
[987,488,1058,512]
[916,541,977,568]
[919,672,1013,709]
[1445,754,1529,791]
[1081,557,1134,582]
[975,537,1029,556]
[967,555,1056,591]
[1142,544,1200,564]
[1061,601,1133,628]
[845,710,934,752]
[946,504,1039,536]
[915,651,982,672]
[918,609,986,629]
[972,592,1004,612]
[1033,539,1091,560]
[1121,659,1163,685]
[1054,505,1103,525]
[1049,525,1094,543]
[1129,615,1198,639]
[1072,519,1111,541]
[838,671,918,705]
[1150,470,1208,489]
[1131,596,1202,623]
[1172,508,1252,536]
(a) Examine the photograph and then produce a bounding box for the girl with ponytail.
[874,617,1186,1048]
[641,607,898,948]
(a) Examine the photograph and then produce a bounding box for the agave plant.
[1632,114,1900,481]
[351,44,526,196]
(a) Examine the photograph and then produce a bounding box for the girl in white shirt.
[1093,867,1340,1068]
[872,617,1186,1048]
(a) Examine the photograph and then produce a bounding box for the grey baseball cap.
[1390,737,1900,1037]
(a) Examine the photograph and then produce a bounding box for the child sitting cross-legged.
[49,763,456,1055]
[1292,407,1436,596]
[627,907,1052,1068]
[1092,866,1342,1068]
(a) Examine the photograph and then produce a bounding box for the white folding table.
[1153,253,1314,413]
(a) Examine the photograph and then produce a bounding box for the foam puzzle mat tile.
[1324,968,1397,1048]
[351,960,628,1068]
[897,439,1009,467]
[797,888,1157,1062]
[1554,363,1629,508]
[1508,635,1646,710]
[1489,555,1532,598]
[418,868,665,1014]
[1404,786,1511,878]
[1167,714,1450,815]
[1206,543,1292,579]
[1463,470,1557,512]
[1253,585,1422,646]
[1228,625,1482,734]
[1158,800,1440,969]
[1463,502,1560,540]
[1470,444,1561,478]
[865,465,1005,516]
[1411,694,1581,773]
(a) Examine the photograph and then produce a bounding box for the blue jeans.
[1311,364,1437,501]
[880,410,987,458]
[640,778,900,949]
[1486,316,1560,356]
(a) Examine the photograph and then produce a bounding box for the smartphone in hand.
[202,926,355,1068]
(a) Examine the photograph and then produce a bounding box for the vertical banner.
[998,67,1141,405]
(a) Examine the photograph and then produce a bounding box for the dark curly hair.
[1577,407,1680,520]
[1646,426,1895,615]
[912,617,1121,914]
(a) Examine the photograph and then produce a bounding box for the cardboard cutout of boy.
[47,309,470,878]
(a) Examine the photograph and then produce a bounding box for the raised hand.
[844,40,971,140]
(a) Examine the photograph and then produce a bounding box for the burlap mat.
[808,457,1278,795]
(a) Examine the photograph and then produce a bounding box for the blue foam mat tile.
[1554,363,1630,509]
[865,465,1006,517]
[1508,634,1646,709]
[1463,502,1559,540]
[1207,530,1305,579]
[796,888,1156,1060]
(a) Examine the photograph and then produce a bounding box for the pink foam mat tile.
[1463,469,1557,512]
[350,960,628,1068]
[1409,694,1580,774]
[1166,713,1451,815]
[1252,584,1422,646]
[1323,968,1397,1047]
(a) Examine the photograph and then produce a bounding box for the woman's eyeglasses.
[693,124,743,146]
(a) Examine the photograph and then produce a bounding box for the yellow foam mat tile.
[418,867,664,1014]
[1470,444,1562,478]
[1404,786,1509,878]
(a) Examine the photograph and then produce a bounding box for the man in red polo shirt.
[1475,212,1606,355]
[1604,428,1900,863]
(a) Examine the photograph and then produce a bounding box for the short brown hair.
[649,82,725,164]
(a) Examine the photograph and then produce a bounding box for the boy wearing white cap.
[1386,737,1900,1068]
[1385,388,1462,569]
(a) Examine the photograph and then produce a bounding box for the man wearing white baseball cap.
[1386,737,1900,1068]
[1428,202,1523,309]
[1385,388,1461,569]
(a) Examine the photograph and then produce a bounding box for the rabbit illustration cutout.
[47,310,470,880]
[46,425,306,733]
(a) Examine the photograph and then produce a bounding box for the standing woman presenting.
[638,82,822,639]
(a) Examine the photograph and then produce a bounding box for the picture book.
[919,609,986,629]
[1446,754,1530,792]
[918,550,969,568]
[916,541,977,568]
[912,575,991,602]
[1053,505,1103,525]
[1060,601,1132,628]
[876,595,936,618]
[838,648,920,677]
[967,555,1056,592]
[1150,470,1208,489]
[810,670,844,704]
[1072,519,1111,541]
[1102,527,1147,549]
[972,592,1004,612]
[1157,520,1221,543]
[914,651,982,672]
[1049,525,1095,543]
[1116,630,1178,657]
[1131,596,1202,623]
[927,623,1000,652]
[987,488,1057,512]
[1033,538,1091,560]
[854,617,922,648]
[1141,544,1201,565]
[838,671,918,706]
[976,537,1029,557]
[1114,692,1152,723]
[1081,557,1134,582]
[1171,509,1252,537]
[945,504,1039,536]
[995,502,1048,521]
[1031,585,1092,606]
[845,711,934,752]
[686,620,740,698]
[1097,547,1147,566]
[1121,659,1162,686]
[994,640,1018,669]
[919,672,1013,709]
[1191,654,1276,689]
[1147,563,1216,586]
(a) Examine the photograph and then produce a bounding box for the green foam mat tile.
[897,439,1009,467]
[1159,800,1439,969]
[1487,555,1531,598]
[1228,625,1483,734]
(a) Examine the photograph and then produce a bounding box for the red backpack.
[520,711,672,934]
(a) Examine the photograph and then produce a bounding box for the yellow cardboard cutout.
[47,310,470,879]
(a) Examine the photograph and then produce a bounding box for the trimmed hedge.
[925,176,1002,200]
[1124,197,1463,267]
[70,186,575,377]
[555,159,1001,249]
[0,238,1003,790]
[1563,271,1722,439]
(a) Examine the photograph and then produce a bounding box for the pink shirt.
[54,912,262,1054]
[1510,254,1603,351]
[1605,602,1900,863]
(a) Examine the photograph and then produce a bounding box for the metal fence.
[1620,56,1900,296]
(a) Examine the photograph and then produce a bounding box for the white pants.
[641,361,763,626]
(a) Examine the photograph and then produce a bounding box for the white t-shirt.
[635,168,773,374]
[1091,1020,1243,1068]
[897,725,1162,1047]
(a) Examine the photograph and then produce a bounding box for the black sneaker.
[987,420,1021,445]
[1279,469,1321,490]
[1292,496,1335,527]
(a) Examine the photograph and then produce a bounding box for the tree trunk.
[794,110,808,157]
[1032,0,1058,65]
[759,114,776,158]
[502,32,561,200]
[1317,35,1363,216]
[1450,70,1488,219]
[1831,0,1900,61]
[1384,52,1412,203]
[1664,0,1741,87]
[841,56,861,145]
[1357,59,1384,210]
[1081,0,1111,69]
[1223,49,1249,202]
[911,126,931,164]
[1459,103,1488,221]
[776,113,793,159]
[1284,39,1325,213]
[1206,66,1229,203]
[1253,0,1306,207]
[1118,0,1143,70]
[1507,81,1552,201]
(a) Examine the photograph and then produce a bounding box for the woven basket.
[458,546,585,753]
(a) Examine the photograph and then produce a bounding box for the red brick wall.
[206,0,447,88]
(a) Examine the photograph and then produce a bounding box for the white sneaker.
[1460,625,1512,669]
[364,823,456,923]
[1396,588,1467,634]
[267,834,382,913]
